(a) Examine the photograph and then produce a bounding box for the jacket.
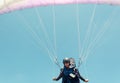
[56,67,86,83]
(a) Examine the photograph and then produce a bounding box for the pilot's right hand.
[52,77,57,81]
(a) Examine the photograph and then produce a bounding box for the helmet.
[69,58,76,68]
[63,58,70,64]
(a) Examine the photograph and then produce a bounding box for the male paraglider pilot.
[53,58,89,83]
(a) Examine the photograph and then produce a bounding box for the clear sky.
[0,4,120,83]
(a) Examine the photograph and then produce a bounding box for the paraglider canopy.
[0,0,120,14]
[0,0,119,69]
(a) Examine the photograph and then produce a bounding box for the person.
[53,58,89,83]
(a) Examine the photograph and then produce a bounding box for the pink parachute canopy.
[0,0,120,14]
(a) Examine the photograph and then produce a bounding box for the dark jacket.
[56,67,86,83]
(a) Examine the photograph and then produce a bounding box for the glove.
[85,79,89,82]
[53,77,57,81]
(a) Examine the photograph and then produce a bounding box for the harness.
[61,67,77,79]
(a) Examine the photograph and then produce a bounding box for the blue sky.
[0,4,120,83]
